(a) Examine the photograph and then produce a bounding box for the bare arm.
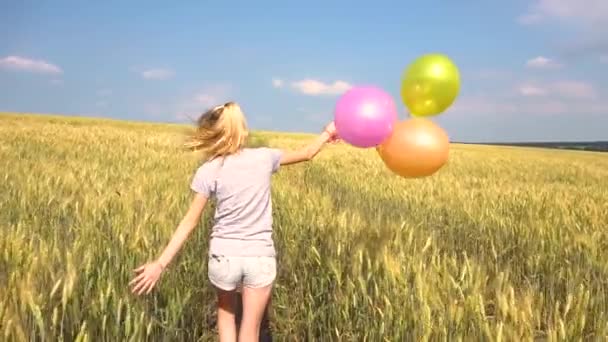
[280,121,337,166]
[156,193,208,268]
[280,131,332,166]
[130,193,208,295]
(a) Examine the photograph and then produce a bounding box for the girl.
[129,102,338,341]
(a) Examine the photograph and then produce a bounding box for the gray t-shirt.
[190,147,283,257]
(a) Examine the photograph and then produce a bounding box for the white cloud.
[140,84,232,122]
[551,81,596,99]
[448,97,516,115]
[192,86,232,108]
[272,78,284,88]
[519,84,548,96]
[517,81,596,99]
[588,103,608,112]
[194,94,218,107]
[141,68,174,80]
[97,89,112,97]
[518,1,608,60]
[525,56,562,69]
[174,84,232,121]
[451,76,601,117]
[518,13,544,25]
[519,0,608,26]
[0,55,62,74]
[137,83,235,122]
[291,79,352,96]
[522,101,569,115]
[449,95,606,116]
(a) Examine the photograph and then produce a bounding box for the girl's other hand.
[324,121,340,143]
[129,261,164,295]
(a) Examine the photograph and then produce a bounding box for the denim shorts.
[208,254,277,291]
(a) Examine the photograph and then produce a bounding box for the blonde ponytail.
[185,102,249,160]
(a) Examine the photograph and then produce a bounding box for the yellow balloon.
[401,53,460,117]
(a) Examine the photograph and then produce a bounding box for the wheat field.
[1,112,607,341]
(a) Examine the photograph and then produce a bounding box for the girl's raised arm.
[279,121,338,166]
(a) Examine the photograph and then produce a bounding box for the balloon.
[400,53,460,117]
[377,118,449,178]
[334,86,398,148]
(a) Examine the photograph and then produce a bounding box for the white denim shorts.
[208,254,277,291]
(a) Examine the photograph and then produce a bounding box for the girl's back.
[190,147,283,257]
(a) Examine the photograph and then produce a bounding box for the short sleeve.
[190,163,215,197]
[266,148,283,173]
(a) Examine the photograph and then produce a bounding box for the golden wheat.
[1,112,607,341]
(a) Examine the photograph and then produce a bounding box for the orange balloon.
[377,118,449,178]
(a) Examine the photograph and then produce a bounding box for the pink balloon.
[334,86,398,148]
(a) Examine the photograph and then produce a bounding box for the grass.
[1,112,607,341]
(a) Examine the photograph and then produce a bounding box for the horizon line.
[1,111,606,144]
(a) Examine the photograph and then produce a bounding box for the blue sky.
[1,0,607,142]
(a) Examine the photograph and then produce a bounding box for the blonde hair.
[185,101,249,160]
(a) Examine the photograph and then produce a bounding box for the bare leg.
[238,285,273,342]
[235,286,273,341]
[235,284,243,331]
[217,288,238,342]
[259,296,273,342]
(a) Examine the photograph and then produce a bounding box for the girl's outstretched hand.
[129,261,164,295]
[324,121,340,143]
